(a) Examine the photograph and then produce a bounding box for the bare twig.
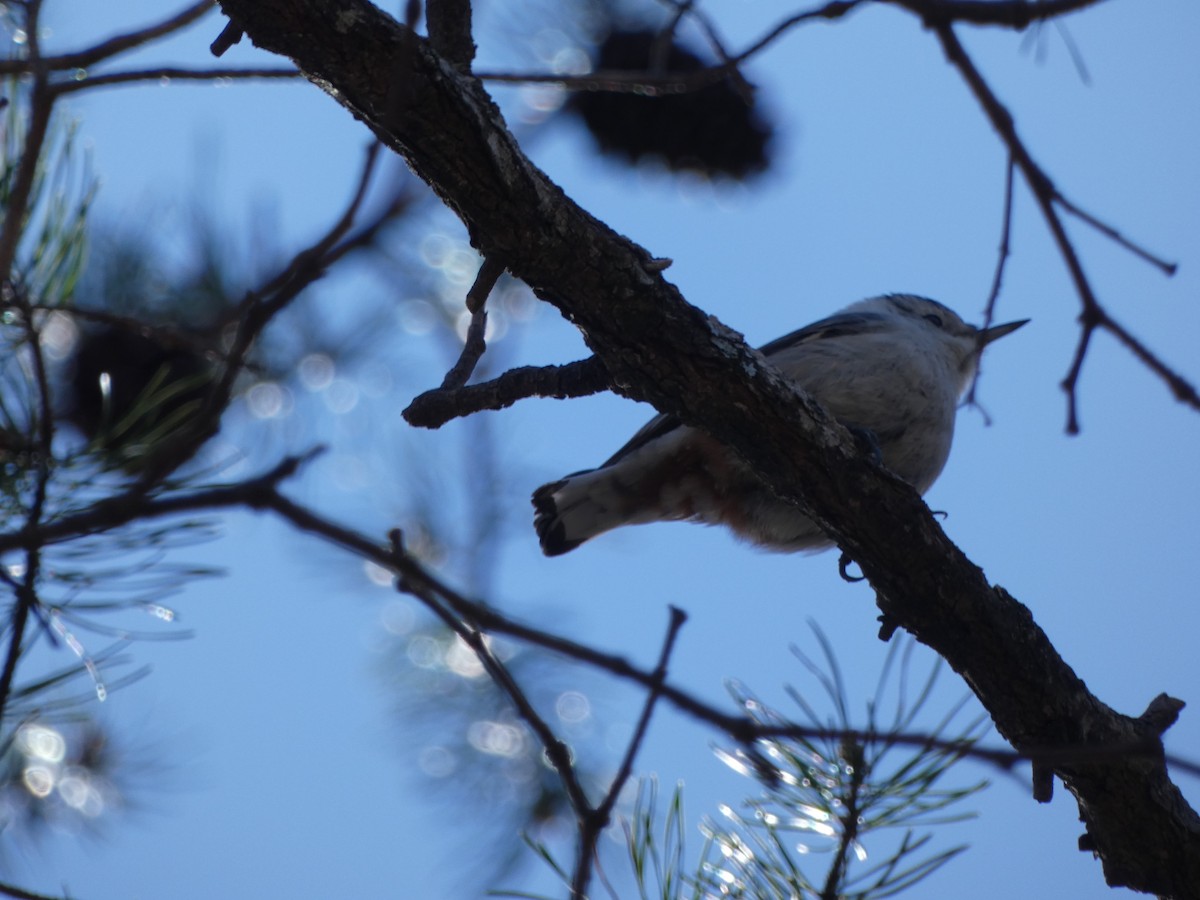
[0,38,53,288]
[405,357,611,428]
[981,154,1015,332]
[435,257,504,390]
[247,493,1199,782]
[1056,193,1178,276]
[886,0,1110,27]
[0,2,55,729]
[49,67,299,97]
[0,454,317,554]
[439,308,488,390]
[133,142,385,484]
[1089,314,1200,413]
[210,18,244,57]
[964,153,1015,414]
[928,19,1196,431]
[476,0,865,94]
[424,0,475,70]
[652,0,752,101]
[0,0,216,75]
[821,739,866,899]
[478,0,1106,97]
[571,606,687,900]
[0,878,70,900]
[465,256,504,313]
[389,530,593,819]
[404,0,421,31]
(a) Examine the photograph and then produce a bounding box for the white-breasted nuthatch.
[532,294,1027,556]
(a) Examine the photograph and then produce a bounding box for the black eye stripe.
[923,313,944,328]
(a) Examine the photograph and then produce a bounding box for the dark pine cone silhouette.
[68,326,214,460]
[570,29,774,180]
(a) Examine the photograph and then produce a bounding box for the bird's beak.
[978,318,1029,347]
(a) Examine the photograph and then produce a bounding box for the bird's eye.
[923,313,944,328]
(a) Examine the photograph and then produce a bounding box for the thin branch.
[821,739,867,899]
[248,492,1200,783]
[424,0,475,70]
[0,3,55,729]
[886,0,1110,27]
[572,606,687,900]
[0,157,407,555]
[210,18,244,57]
[0,1,216,75]
[49,67,299,97]
[478,0,1109,99]
[0,454,316,553]
[927,19,1196,432]
[465,256,504,313]
[133,142,385,484]
[228,143,383,322]
[436,257,503,390]
[1056,193,1178,276]
[982,154,1015,332]
[965,153,1015,413]
[439,308,487,390]
[0,580,37,726]
[477,0,865,94]
[389,530,593,819]
[731,0,866,67]
[0,879,69,900]
[1092,314,1200,411]
[0,48,53,289]
[405,356,611,428]
[653,0,752,101]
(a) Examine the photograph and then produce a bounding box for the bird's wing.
[756,311,887,359]
[600,411,682,468]
[600,311,889,469]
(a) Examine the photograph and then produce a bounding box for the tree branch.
[389,531,594,822]
[49,67,299,97]
[256,491,1200,784]
[886,0,1110,27]
[927,19,1196,432]
[572,606,685,899]
[0,0,217,75]
[404,356,611,427]
[212,2,1200,895]
[424,0,475,71]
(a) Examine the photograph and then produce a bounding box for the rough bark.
[214,1,1200,895]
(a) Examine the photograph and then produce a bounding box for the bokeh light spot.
[467,720,526,758]
[444,635,485,678]
[365,561,395,589]
[379,599,415,634]
[398,299,436,335]
[22,765,55,798]
[419,232,454,268]
[39,311,78,360]
[18,723,66,762]
[298,352,335,390]
[58,769,106,816]
[323,379,359,414]
[418,745,456,778]
[246,381,291,419]
[406,634,441,669]
[555,691,591,724]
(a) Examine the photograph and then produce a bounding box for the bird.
[532,294,1027,556]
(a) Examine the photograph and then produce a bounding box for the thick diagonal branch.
[213,3,1200,896]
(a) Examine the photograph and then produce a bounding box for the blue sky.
[7,1,1200,898]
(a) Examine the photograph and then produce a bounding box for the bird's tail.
[532,469,632,556]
